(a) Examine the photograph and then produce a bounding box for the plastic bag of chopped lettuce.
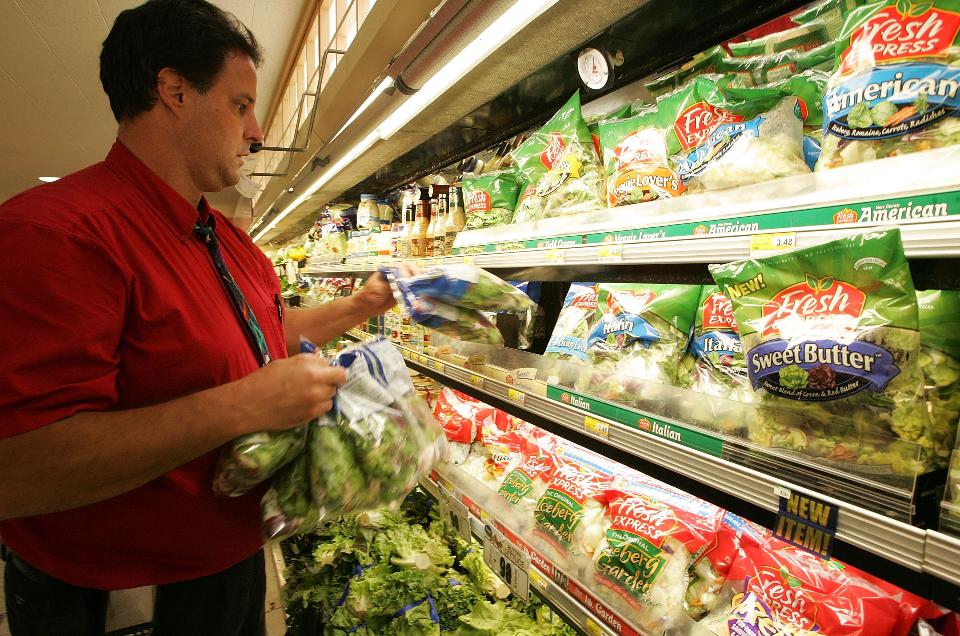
[384,265,535,347]
[597,106,686,207]
[534,461,611,567]
[687,286,753,403]
[709,229,935,474]
[729,19,830,57]
[461,170,520,230]
[261,338,446,540]
[792,0,866,39]
[510,91,606,224]
[658,74,815,193]
[818,0,960,171]
[545,283,599,362]
[585,283,701,387]
[918,290,960,465]
[585,102,631,161]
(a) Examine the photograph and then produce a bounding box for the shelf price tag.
[463,255,476,265]
[545,249,565,264]
[507,388,526,404]
[483,528,530,601]
[750,231,796,257]
[597,244,623,262]
[584,619,604,636]
[583,416,609,439]
[528,569,548,593]
[470,374,484,388]
[439,487,472,544]
[431,359,444,373]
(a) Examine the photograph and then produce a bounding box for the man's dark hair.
[100,0,263,122]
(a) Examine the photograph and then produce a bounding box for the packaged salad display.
[585,103,632,160]
[461,170,520,230]
[793,0,866,39]
[659,74,815,192]
[260,338,446,540]
[729,19,830,57]
[688,285,753,403]
[710,229,934,474]
[918,289,960,464]
[511,92,606,224]
[385,265,535,347]
[545,283,599,362]
[585,283,701,386]
[818,0,960,170]
[597,106,685,207]
[534,461,612,564]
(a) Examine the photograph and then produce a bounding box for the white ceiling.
[0,0,311,212]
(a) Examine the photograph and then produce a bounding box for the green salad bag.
[710,229,933,476]
[511,91,606,224]
[461,170,520,230]
[917,289,960,465]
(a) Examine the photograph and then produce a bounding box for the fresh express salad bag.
[511,91,606,224]
[710,229,934,477]
[818,0,960,169]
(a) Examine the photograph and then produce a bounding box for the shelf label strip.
[545,385,723,457]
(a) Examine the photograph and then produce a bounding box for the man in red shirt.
[0,1,395,634]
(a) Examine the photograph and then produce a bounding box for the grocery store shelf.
[347,329,960,603]
[419,474,629,636]
[304,150,960,288]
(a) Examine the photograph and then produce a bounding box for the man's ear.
[156,68,187,113]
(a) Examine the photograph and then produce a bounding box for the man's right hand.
[234,354,346,433]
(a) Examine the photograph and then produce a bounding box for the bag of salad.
[644,46,724,98]
[511,91,606,224]
[585,102,632,160]
[688,285,753,403]
[918,289,960,464]
[658,74,812,193]
[818,0,960,170]
[710,229,935,471]
[461,170,520,230]
[585,283,701,388]
[597,106,686,207]
[545,283,599,362]
[793,0,867,39]
[729,19,830,58]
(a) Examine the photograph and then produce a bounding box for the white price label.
[597,244,623,262]
[750,232,797,257]
[441,488,472,543]
[483,530,530,601]
[507,388,526,404]
[774,486,792,499]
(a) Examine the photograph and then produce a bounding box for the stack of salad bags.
[246,337,446,540]
[384,264,536,347]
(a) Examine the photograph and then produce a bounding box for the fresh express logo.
[703,291,737,331]
[571,290,599,310]
[466,190,491,213]
[608,289,657,315]
[840,3,960,74]
[541,132,568,170]
[748,566,819,632]
[761,276,866,338]
[674,101,743,151]
[612,497,679,543]
[614,129,663,170]
[637,417,653,432]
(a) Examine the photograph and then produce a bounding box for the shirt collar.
[104,140,211,238]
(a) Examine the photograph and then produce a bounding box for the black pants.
[2,549,266,636]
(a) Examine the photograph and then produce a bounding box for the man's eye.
[238,104,247,114]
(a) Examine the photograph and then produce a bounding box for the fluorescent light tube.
[331,76,395,142]
[253,129,381,242]
[377,0,558,140]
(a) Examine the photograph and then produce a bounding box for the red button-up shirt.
[0,141,287,589]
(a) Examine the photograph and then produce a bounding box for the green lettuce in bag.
[688,285,753,403]
[918,289,960,464]
[586,102,632,162]
[728,20,829,57]
[586,283,701,386]
[710,229,934,474]
[659,74,815,193]
[818,0,960,170]
[511,91,606,224]
[461,170,520,230]
[544,283,599,362]
[793,0,866,39]
[597,106,686,207]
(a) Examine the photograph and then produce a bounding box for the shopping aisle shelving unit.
[344,328,960,614]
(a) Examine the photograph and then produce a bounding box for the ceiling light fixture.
[38,176,59,182]
[331,76,395,143]
[251,0,557,244]
[377,0,558,140]
[252,129,381,242]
